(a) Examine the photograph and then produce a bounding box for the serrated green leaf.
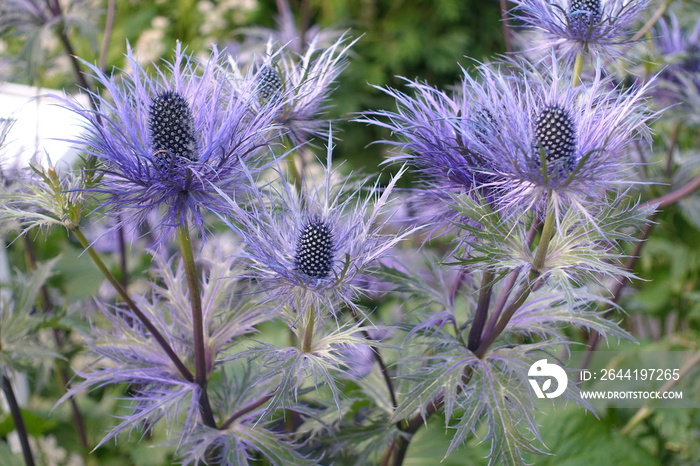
[233,424,316,466]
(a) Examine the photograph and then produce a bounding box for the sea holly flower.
[654,14,700,74]
[364,57,655,221]
[218,138,415,314]
[59,43,280,240]
[510,0,651,62]
[452,58,654,216]
[229,34,357,145]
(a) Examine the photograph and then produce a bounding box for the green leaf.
[0,409,58,437]
[0,442,23,466]
[54,243,103,301]
[525,408,661,466]
[233,424,316,466]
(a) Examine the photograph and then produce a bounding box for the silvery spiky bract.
[510,0,651,62]
[60,251,270,457]
[59,43,280,239]
[655,14,700,73]
[651,14,700,119]
[358,78,495,231]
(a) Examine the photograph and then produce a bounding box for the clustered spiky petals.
[149,91,198,172]
[510,0,651,62]
[295,220,334,279]
[257,65,283,101]
[229,33,357,145]
[58,43,280,240]
[532,104,577,172]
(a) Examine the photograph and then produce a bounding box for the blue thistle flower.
[229,34,357,145]
[366,57,655,217]
[295,219,334,279]
[59,43,280,240]
[450,57,655,214]
[655,14,700,73]
[511,0,651,62]
[256,64,283,102]
[532,103,577,173]
[218,138,415,313]
[148,90,198,172]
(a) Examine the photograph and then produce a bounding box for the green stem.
[572,53,584,87]
[474,278,533,359]
[71,227,194,382]
[301,308,315,353]
[386,202,558,462]
[176,223,217,428]
[532,196,556,272]
[632,0,670,42]
[476,193,556,358]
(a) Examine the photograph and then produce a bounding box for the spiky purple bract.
[651,14,700,119]
[60,43,280,240]
[510,0,651,62]
[60,251,269,454]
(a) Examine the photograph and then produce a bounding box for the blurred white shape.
[0,82,89,171]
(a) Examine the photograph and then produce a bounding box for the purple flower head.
[455,57,654,215]
[219,137,415,314]
[510,0,651,62]
[229,34,357,145]
[61,43,280,240]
